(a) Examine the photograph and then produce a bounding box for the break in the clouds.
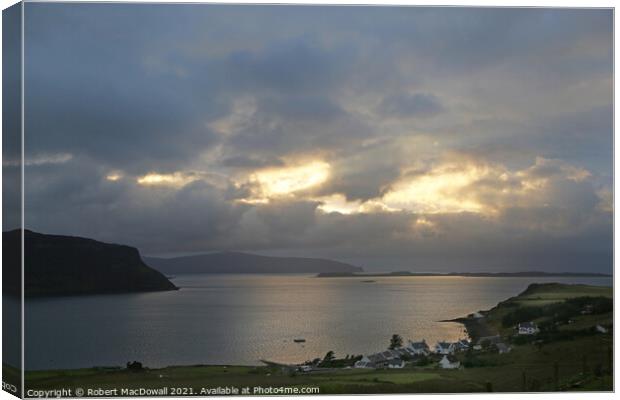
[17,4,613,272]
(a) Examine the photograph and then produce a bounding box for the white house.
[439,355,460,369]
[407,340,430,356]
[356,350,402,369]
[518,322,539,335]
[353,360,375,369]
[596,324,608,333]
[435,341,455,355]
[387,359,405,369]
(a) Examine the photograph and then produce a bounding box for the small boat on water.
[293,338,306,343]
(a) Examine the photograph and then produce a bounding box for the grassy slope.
[16,283,613,394]
[483,283,612,337]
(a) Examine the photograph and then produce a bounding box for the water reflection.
[25,274,612,370]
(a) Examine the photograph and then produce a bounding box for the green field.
[5,283,613,395]
[511,283,612,305]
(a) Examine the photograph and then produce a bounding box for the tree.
[389,334,403,349]
[322,351,335,364]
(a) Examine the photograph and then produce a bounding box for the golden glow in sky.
[248,161,330,200]
[137,172,197,187]
[105,172,123,181]
[382,164,488,214]
[128,155,604,221]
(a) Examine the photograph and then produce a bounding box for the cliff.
[2,230,177,297]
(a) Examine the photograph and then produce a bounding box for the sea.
[12,274,612,371]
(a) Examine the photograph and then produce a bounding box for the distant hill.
[144,252,363,275]
[2,230,177,297]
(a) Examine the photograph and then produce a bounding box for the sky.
[10,4,613,272]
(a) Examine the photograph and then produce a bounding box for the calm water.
[23,274,612,371]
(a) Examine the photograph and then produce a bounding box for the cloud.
[3,153,73,167]
[378,93,444,118]
[18,4,612,272]
[224,38,354,94]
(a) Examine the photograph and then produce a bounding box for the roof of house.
[367,353,387,363]
[518,322,537,329]
[366,350,401,362]
[382,350,399,358]
[410,341,429,350]
[436,341,453,349]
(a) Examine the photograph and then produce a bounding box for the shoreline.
[11,283,613,393]
[439,317,496,343]
[317,271,611,278]
[21,282,611,373]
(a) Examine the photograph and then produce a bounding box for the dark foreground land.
[6,283,613,395]
[3,230,176,297]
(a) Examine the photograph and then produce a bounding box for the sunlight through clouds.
[382,165,489,214]
[312,156,600,218]
[136,172,199,187]
[21,5,611,271]
[244,161,331,201]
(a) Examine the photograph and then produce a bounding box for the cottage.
[439,355,460,369]
[357,350,403,369]
[381,350,400,360]
[367,353,387,365]
[435,341,455,355]
[353,360,375,369]
[407,340,430,356]
[356,354,382,368]
[387,359,405,369]
[517,322,539,335]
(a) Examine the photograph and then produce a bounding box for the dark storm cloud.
[224,38,355,94]
[19,4,613,272]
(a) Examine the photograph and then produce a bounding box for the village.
[287,317,545,373]
[286,289,613,377]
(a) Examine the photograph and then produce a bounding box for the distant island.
[144,252,363,275]
[317,271,611,278]
[3,230,177,297]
